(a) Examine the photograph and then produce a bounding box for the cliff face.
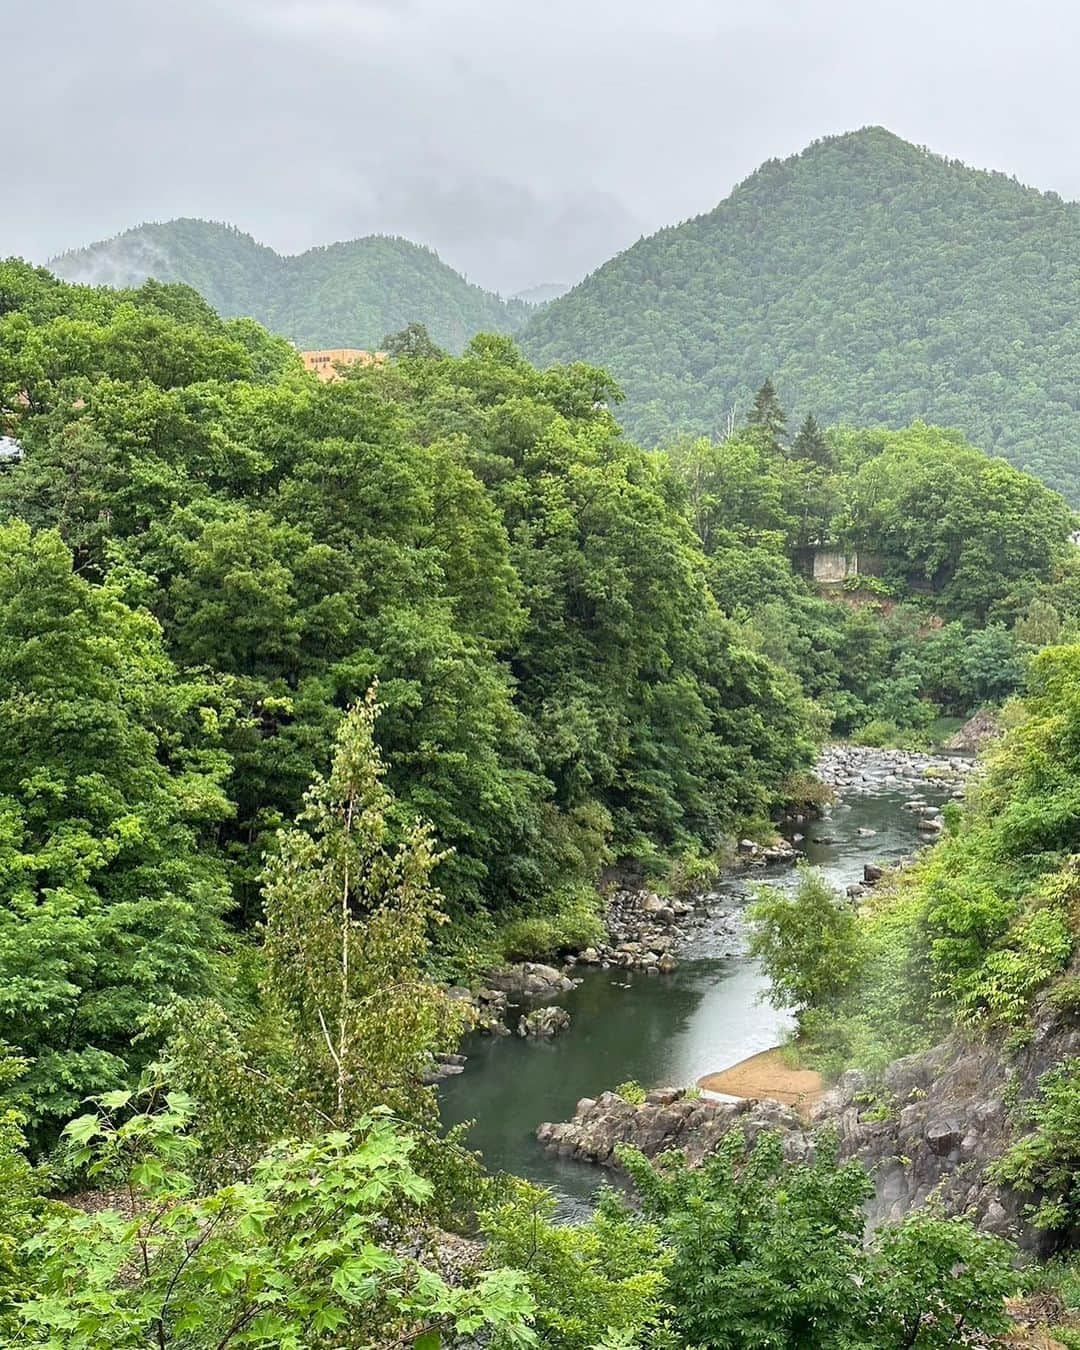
[817,1002,1079,1254]
[538,997,1080,1253]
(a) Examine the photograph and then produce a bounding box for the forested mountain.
[50,218,529,352]
[523,127,1080,501]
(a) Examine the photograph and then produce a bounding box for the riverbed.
[439,750,961,1215]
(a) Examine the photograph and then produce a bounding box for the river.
[439,752,958,1216]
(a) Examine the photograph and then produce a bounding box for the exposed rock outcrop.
[518,1005,571,1038]
[946,707,1002,754]
[537,1001,1080,1253]
[484,962,575,1000]
[537,1087,809,1167]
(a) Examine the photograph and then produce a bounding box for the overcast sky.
[8,0,1080,295]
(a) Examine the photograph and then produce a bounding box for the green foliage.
[17,1090,536,1348]
[613,1080,647,1106]
[0,264,816,939]
[798,644,1080,1072]
[524,125,1080,502]
[618,1129,1016,1348]
[747,870,865,1015]
[497,884,604,963]
[668,418,1061,743]
[49,219,530,353]
[481,1183,666,1349]
[0,1097,47,1339]
[0,522,233,1147]
[261,690,463,1126]
[990,1058,1080,1235]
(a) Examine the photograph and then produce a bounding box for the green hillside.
[523,127,1080,500]
[50,218,528,353]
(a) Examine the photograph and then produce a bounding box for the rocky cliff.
[538,994,1080,1254]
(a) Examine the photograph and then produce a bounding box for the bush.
[989,1058,1080,1235]
[614,1080,647,1105]
[482,1182,666,1350]
[498,884,604,962]
[18,1090,536,1348]
[618,1128,1017,1349]
[747,869,865,1016]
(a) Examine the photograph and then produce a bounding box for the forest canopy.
[523,126,1080,502]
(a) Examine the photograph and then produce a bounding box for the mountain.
[522,127,1080,501]
[50,219,529,353]
[512,282,571,306]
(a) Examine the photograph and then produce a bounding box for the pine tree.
[746,378,787,452]
[791,412,834,468]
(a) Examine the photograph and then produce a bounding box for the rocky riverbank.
[816,742,975,798]
[537,983,1080,1253]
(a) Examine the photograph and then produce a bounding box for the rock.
[856,827,877,837]
[486,962,575,999]
[517,1005,572,1038]
[863,863,884,883]
[446,986,473,1002]
[945,708,1001,754]
[925,1118,962,1157]
[657,952,678,973]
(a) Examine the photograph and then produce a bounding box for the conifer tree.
[746,377,787,452]
[791,412,834,468]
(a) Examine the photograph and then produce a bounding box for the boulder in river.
[485,962,575,999]
[518,1006,571,1038]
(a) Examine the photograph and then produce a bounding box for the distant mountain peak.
[523,130,1080,502]
[50,219,527,352]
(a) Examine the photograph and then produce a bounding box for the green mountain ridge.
[521,126,1080,500]
[49,218,529,353]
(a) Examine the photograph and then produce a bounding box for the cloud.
[6,0,1080,293]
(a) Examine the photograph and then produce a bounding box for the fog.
[6,0,1080,293]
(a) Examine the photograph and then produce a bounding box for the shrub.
[989,1058,1080,1235]
[498,884,604,962]
[619,1128,1017,1349]
[747,869,865,1016]
[614,1080,647,1105]
[18,1090,536,1348]
[482,1182,666,1350]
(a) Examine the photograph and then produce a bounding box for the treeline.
[669,380,1075,744]
[524,126,1080,502]
[0,261,816,1141]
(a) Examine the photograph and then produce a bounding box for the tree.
[790,412,833,467]
[18,1088,536,1348]
[745,377,786,452]
[0,523,232,1147]
[261,688,461,1125]
[381,320,444,360]
[747,869,864,1016]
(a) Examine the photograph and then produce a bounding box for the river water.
[439,758,954,1215]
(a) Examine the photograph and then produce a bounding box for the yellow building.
[301,348,387,381]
